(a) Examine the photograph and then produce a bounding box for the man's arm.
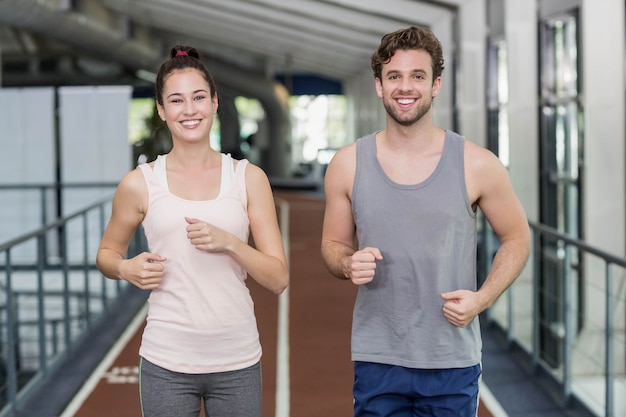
[475,154,530,307]
[321,145,357,279]
[321,145,383,285]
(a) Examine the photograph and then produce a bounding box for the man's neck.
[381,121,443,154]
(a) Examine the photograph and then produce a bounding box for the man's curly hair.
[371,26,445,82]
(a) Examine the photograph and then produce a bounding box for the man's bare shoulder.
[463,139,503,173]
[326,143,357,179]
[324,143,358,194]
[462,138,516,204]
[334,142,357,159]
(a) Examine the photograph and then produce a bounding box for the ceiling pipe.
[0,0,291,176]
[0,0,161,71]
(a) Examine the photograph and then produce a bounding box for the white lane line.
[59,303,148,417]
[480,381,509,417]
[275,198,290,417]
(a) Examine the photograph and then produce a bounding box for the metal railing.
[0,194,146,416]
[0,182,118,244]
[481,218,626,417]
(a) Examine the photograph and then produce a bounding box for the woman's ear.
[156,103,166,121]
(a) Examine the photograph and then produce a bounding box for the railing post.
[532,230,541,369]
[51,320,60,355]
[99,204,108,309]
[36,234,47,373]
[605,263,614,417]
[82,213,91,328]
[4,251,17,413]
[40,185,47,229]
[40,186,48,261]
[507,281,514,345]
[562,244,573,402]
[61,227,71,350]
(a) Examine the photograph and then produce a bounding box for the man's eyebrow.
[384,68,427,75]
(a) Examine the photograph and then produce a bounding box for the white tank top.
[153,153,234,198]
[137,154,261,374]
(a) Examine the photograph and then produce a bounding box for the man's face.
[375,49,441,127]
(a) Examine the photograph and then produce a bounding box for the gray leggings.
[139,357,262,417]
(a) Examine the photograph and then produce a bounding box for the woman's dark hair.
[155,45,217,105]
[371,26,445,82]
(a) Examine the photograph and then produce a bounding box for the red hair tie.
[176,51,188,57]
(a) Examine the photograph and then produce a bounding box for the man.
[321,26,530,417]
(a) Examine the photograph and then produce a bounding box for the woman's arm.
[96,168,166,290]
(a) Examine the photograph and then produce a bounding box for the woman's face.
[157,68,218,144]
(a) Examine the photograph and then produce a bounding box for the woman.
[96,45,289,417]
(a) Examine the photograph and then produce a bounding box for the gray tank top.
[351,130,481,369]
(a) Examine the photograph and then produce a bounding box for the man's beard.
[383,96,433,127]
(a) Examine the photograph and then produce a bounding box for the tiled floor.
[481,321,596,417]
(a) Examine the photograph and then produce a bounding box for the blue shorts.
[353,361,481,417]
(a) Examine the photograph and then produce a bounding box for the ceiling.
[0,0,460,92]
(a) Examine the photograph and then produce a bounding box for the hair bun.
[170,45,200,59]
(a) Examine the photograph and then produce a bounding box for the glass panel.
[497,43,510,167]
[554,19,578,97]
[486,40,509,166]
[539,10,583,371]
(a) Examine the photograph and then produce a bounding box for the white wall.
[0,87,56,244]
[505,0,540,223]
[430,15,455,132]
[458,0,487,146]
[58,85,133,262]
[345,70,384,141]
[58,85,133,216]
[581,0,626,256]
